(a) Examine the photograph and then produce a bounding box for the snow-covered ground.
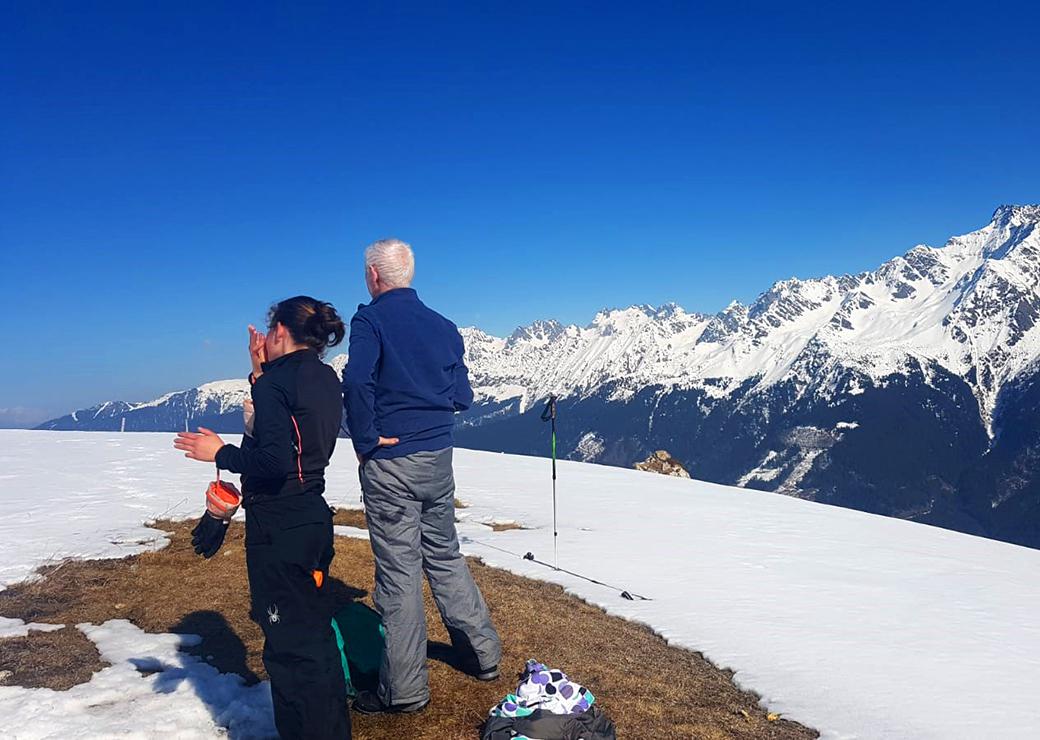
[2,430,1039,738]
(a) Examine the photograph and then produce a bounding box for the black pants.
[245,500,350,740]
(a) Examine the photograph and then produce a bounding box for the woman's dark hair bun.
[268,296,345,356]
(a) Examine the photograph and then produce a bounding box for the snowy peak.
[507,319,567,347]
[939,204,1038,262]
[991,203,1040,230]
[747,277,844,336]
[700,301,750,344]
[588,303,708,338]
[459,302,715,408]
[327,353,349,376]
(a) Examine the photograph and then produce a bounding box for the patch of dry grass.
[0,626,107,690]
[483,521,529,532]
[0,520,816,739]
[331,507,369,529]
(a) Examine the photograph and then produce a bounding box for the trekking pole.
[540,395,558,570]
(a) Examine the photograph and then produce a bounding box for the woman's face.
[265,323,287,361]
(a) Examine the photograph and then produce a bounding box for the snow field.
[1,431,1039,738]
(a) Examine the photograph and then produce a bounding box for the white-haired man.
[342,238,502,715]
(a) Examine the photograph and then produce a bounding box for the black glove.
[191,512,229,558]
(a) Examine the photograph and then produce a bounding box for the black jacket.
[215,349,342,510]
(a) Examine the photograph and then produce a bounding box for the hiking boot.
[353,690,429,715]
[474,664,500,681]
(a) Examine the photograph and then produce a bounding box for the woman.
[174,295,350,740]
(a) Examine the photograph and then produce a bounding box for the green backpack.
[330,601,385,698]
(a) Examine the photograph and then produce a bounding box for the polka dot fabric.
[489,659,597,719]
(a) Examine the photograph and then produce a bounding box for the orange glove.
[206,479,242,520]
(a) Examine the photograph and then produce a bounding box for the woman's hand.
[248,324,267,379]
[174,427,226,462]
[242,397,256,437]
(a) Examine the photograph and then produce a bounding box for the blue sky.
[2,1,1038,425]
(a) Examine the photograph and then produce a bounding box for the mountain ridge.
[37,206,1040,548]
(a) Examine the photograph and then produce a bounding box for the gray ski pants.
[359,447,502,705]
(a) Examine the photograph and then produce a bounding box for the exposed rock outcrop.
[635,450,691,478]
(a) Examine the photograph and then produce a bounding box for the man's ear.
[368,264,379,287]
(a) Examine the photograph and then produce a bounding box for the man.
[342,238,502,715]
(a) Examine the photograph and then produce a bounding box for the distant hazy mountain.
[40,357,351,434]
[40,206,1040,548]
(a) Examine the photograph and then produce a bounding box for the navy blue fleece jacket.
[342,288,473,460]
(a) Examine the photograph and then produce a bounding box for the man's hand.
[174,427,226,462]
[248,324,267,379]
[356,436,399,464]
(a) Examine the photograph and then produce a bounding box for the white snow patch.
[738,466,782,485]
[0,617,64,638]
[737,449,782,485]
[333,525,370,540]
[574,431,605,462]
[473,383,526,404]
[780,447,825,490]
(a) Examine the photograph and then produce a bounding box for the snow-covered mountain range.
[461,204,1040,429]
[40,206,1040,548]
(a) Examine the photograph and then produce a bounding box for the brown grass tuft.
[332,507,369,529]
[0,520,816,739]
[484,521,529,532]
[0,626,107,690]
